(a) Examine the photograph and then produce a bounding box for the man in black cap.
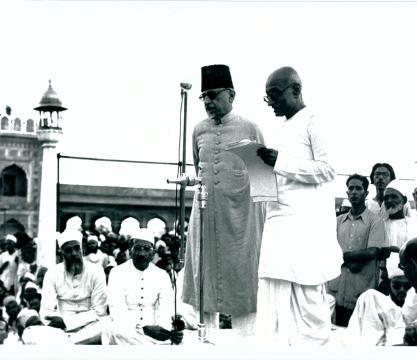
[182,64,265,338]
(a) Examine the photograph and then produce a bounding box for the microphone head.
[180,82,192,90]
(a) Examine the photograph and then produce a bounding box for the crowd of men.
[1,64,417,346]
[0,216,192,345]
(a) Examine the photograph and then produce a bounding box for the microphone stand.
[167,175,210,344]
[178,86,188,266]
[167,83,213,344]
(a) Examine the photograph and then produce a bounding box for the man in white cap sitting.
[0,234,18,294]
[40,229,108,344]
[102,228,183,345]
[346,241,417,345]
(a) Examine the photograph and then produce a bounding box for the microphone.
[167,174,201,187]
[180,82,192,90]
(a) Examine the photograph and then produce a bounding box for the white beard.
[386,203,403,215]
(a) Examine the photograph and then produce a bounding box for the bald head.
[266,67,302,91]
[265,66,304,119]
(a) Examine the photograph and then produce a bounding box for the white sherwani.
[40,261,108,343]
[256,107,343,345]
[102,261,174,345]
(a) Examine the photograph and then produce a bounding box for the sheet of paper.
[225,139,278,202]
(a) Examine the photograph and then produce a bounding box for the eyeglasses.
[132,245,153,252]
[62,244,81,255]
[391,281,412,291]
[374,172,390,178]
[263,84,292,103]
[199,88,228,101]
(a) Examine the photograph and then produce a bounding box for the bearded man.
[40,229,108,344]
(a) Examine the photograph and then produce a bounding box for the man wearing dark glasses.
[182,64,265,338]
[255,66,343,344]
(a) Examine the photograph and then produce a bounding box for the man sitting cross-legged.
[102,228,184,345]
[40,229,108,344]
[346,240,417,345]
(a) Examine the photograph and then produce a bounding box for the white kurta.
[384,217,417,271]
[258,107,343,285]
[346,288,417,345]
[103,261,174,345]
[40,261,107,342]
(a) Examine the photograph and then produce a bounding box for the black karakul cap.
[201,64,234,92]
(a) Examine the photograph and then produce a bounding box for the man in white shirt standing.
[102,228,183,345]
[40,229,108,344]
[256,66,343,345]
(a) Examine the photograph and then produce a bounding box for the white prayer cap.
[87,234,99,243]
[155,239,167,249]
[23,272,36,283]
[147,218,166,239]
[95,216,112,232]
[385,180,406,197]
[130,228,155,245]
[387,253,404,279]
[3,295,16,307]
[24,281,40,293]
[58,229,82,248]
[65,216,83,231]
[5,234,17,243]
[119,217,140,237]
[17,308,39,328]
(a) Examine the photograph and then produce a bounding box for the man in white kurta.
[346,243,417,345]
[256,67,343,345]
[40,229,108,344]
[102,228,183,345]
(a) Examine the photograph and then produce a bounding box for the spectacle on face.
[62,242,82,256]
[199,88,229,101]
[131,244,153,253]
[263,84,292,103]
[391,279,411,291]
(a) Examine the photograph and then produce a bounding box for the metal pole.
[179,88,188,264]
[56,153,61,232]
[2,208,6,238]
[197,183,207,342]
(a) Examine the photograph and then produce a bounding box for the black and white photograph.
[1,0,417,358]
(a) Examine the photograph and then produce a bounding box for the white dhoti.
[346,289,405,345]
[255,278,331,345]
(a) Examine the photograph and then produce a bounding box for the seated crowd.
[1,163,417,345]
[0,216,193,345]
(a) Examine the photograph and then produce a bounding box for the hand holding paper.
[225,139,278,202]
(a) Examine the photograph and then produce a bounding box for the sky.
[2,0,417,197]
